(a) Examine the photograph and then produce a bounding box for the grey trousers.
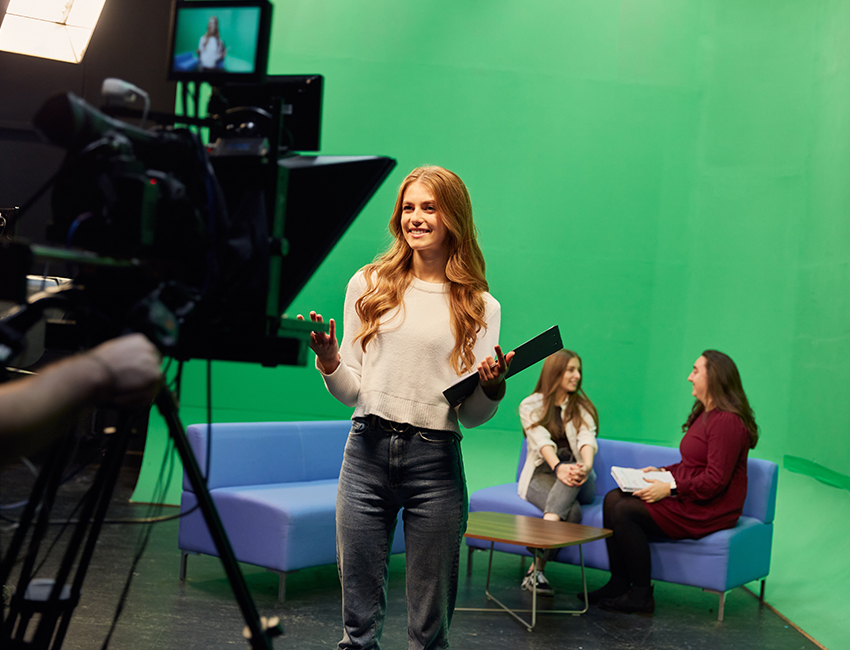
[525,448,596,523]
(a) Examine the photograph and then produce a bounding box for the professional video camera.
[1,0,394,367]
[0,88,394,367]
[0,89,269,361]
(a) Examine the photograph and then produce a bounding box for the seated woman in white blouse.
[517,349,599,596]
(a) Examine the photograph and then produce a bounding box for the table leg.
[479,542,535,631]
[530,549,539,629]
[457,543,590,629]
[575,545,589,615]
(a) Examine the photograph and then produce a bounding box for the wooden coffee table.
[457,511,612,631]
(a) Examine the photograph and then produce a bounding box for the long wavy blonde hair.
[354,166,489,375]
[202,16,221,48]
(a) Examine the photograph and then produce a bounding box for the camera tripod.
[0,388,280,650]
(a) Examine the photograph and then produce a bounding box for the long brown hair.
[527,350,599,439]
[683,350,759,449]
[202,16,221,48]
[354,166,489,374]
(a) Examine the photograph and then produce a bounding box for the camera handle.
[0,390,279,649]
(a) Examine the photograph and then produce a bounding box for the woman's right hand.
[297,311,340,374]
[641,466,661,473]
[555,463,585,487]
[569,463,589,486]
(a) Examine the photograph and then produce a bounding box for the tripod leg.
[0,437,64,588]
[2,413,135,649]
[2,429,75,641]
[155,390,275,650]
[45,413,135,649]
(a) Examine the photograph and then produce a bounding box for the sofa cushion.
[179,478,408,572]
[179,479,341,572]
[647,517,773,591]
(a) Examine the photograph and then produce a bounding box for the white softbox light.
[0,0,108,64]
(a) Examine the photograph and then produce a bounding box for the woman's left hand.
[563,463,588,487]
[633,479,671,504]
[477,345,515,400]
[554,462,584,487]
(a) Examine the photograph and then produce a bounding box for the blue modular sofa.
[177,420,405,602]
[466,438,778,621]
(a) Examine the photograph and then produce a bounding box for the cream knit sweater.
[319,270,503,434]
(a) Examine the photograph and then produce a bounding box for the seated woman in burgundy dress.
[588,350,759,614]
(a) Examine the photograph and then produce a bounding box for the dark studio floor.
[1,459,820,650]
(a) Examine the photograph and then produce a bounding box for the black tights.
[602,489,670,587]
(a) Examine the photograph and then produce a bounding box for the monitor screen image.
[169,0,270,81]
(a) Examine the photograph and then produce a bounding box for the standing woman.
[300,166,513,650]
[590,350,758,614]
[517,349,599,596]
[197,15,226,70]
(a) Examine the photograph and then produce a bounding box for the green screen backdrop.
[137,2,850,647]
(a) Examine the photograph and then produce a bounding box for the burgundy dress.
[646,410,750,539]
